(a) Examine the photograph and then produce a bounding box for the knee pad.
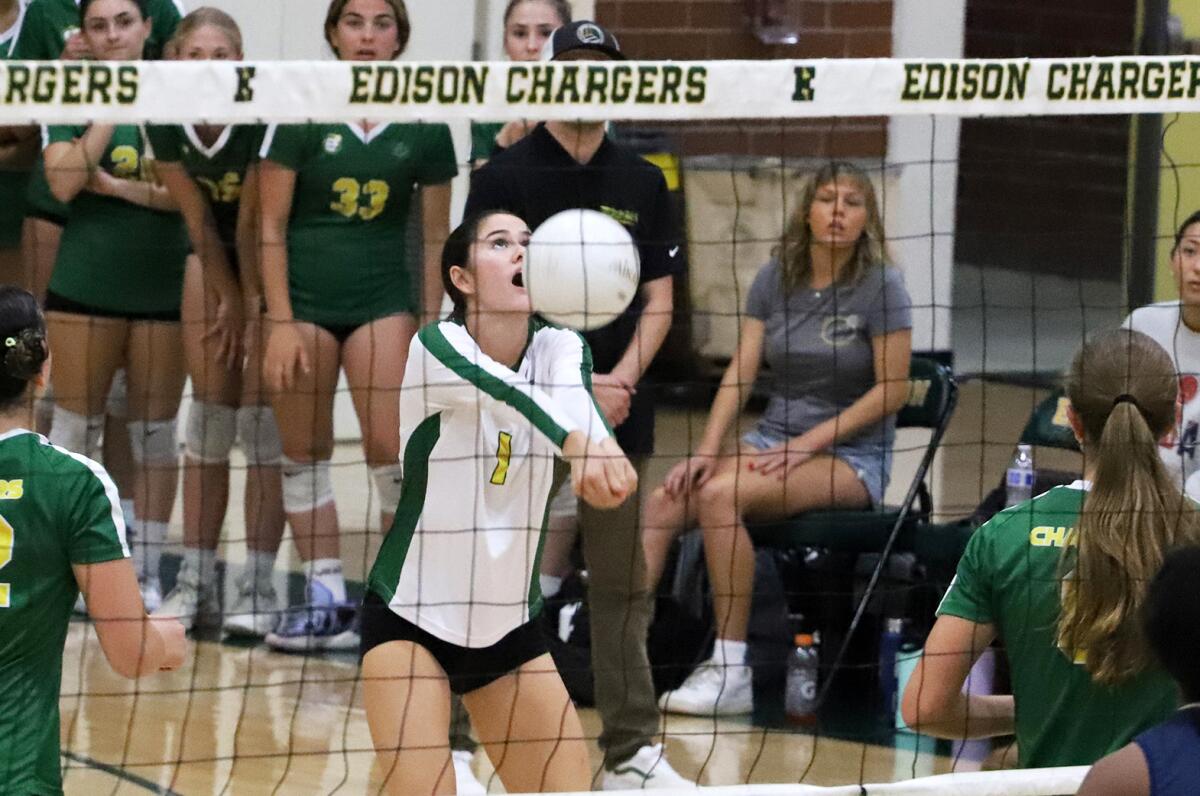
[106,369,129,417]
[280,456,335,514]
[372,463,404,513]
[128,419,179,465]
[49,406,104,459]
[184,402,237,464]
[236,405,283,466]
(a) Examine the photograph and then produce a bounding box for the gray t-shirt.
[745,260,913,456]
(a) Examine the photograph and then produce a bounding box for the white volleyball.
[526,209,640,331]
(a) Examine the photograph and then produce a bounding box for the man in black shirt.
[464,20,689,790]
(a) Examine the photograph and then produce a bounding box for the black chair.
[748,356,959,555]
[1019,389,1079,452]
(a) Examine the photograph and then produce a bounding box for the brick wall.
[954,0,1138,279]
[595,0,894,159]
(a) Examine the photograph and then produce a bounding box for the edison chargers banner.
[2,57,1200,124]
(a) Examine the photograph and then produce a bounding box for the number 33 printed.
[330,178,390,220]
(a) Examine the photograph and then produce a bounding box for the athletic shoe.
[451,749,487,795]
[265,604,359,652]
[223,577,279,639]
[139,576,163,614]
[156,566,220,630]
[657,659,753,716]
[601,743,694,790]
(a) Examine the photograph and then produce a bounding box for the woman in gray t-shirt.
[646,161,913,717]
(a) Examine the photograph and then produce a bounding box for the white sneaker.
[658,659,753,717]
[156,572,220,630]
[139,576,163,614]
[602,743,694,790]
[451,749,486,795]
[223,577,279,638]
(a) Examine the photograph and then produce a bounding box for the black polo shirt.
[464,123,685,455]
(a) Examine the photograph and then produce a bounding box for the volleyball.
[526,209,641,331]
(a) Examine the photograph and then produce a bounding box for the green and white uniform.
[260,122,457,327]
[367,319,609,648]
[0,1,29,248]
[13,0,184,224]
[146,123,265,272]
[937,481,1180,768]
[44,124,188,314]
[0,429,128,795]
[469,120,503,164]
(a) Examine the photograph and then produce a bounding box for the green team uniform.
[13,0,184,224]
[146,124,265,272]
[937,482,1180,768]
[469,120,503,164]
[0,429,128,795]
[0,2,30,248]
[261,122,457,326]
[45,124,188,314]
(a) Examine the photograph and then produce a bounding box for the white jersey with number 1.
[367,319,610,648]
[1123,301,1200,500]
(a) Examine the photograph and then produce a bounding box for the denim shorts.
[740,424,889,507]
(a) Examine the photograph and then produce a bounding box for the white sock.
[181,546,217,583]
[714,639,748,666]
[539,573,563,599]
[120,498,135,526]
[131,519,168,583]
[305,558,346,604]
[247,550,277,591]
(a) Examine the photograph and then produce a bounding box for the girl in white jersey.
[1123,210,1200,501]
[360,211,636,795]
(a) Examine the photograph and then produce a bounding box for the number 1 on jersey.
[0,514,12,608]
[490,432,513,486]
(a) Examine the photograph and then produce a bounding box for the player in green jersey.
[0,0,35,291]
[147,8,286,639]
[361,210,636,796]
[0,286,186,795]
[259,0,455,651]
[468,0,570,167]
[903,329,1200,768]
[42,0,189,613]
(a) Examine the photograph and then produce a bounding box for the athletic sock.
[130,519,168,583]
[247,550,277,592]
[714,638,748,667]
[305,558,347,605]
[181,546,217,584]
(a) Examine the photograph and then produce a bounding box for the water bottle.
[785,633,819,726]
[1005,443,1036,507]
[878,618,905,720]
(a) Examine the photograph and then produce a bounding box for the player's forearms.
[904,694,1014,740]
[100,616,169,678]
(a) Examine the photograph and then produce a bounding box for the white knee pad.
[49,406,104,459]
[106,369,129,417]
[128,419,179,465]
[372,463,404,513]
[237,405,283,466]
[184,402,237,464]
[280,456,335,513]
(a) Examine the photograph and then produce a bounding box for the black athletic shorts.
[44,290,181,323]
[359,591,548,695]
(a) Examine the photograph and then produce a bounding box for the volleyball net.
[7,54,1194,793]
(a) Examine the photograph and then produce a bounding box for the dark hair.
[0,288,48,411]
[1144,546,1200,702]
[503,0,572,27]
[1057,328,1200,684]
[441,210,519,322]
[1172,210,1200,256]
[80,0,148,23]
[324,0,411,59]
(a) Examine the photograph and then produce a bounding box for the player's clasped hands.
[563,432,638,509]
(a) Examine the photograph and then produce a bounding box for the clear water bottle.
[785,633,819,726]
[878,618,905,720]
[1005,443,1036,507]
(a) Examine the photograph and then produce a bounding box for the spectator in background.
[469,0,572,167]
[464,20,690,790]
[903,329,1200,768]
[646,161,913,717]
[1077,546,1200,796]
[1123,210,1200,501]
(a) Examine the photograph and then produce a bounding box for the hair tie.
[1112,393,1142,412]
[4,337,15,349]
